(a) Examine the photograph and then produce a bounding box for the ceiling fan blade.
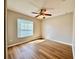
[32,12,38,14]
[45,14,52,16]
[35,15,40,17]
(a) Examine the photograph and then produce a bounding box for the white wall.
[42,13,73,44]
[7,10,41,46]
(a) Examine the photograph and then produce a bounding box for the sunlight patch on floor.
[29,40,45,44]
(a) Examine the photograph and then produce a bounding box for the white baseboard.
[46,39,72,46]
[8,38,72,48]
[8,38,40,48]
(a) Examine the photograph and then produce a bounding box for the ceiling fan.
[32,8,52,19]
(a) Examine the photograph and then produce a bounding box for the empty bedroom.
[6,0,74,59]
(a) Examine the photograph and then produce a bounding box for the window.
[17,18,33,38]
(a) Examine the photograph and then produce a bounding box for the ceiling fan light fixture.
[36,15,45,19]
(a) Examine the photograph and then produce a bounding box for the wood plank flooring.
[8,40,73,59]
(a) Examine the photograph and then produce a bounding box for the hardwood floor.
[8,40,73,59]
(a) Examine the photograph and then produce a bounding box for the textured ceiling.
[7,0,74,19]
